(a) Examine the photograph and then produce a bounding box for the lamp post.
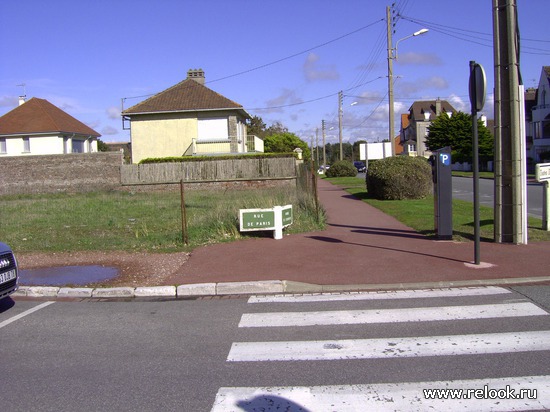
[387,5,428,143]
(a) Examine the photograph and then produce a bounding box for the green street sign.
[282,205,293,227]
[239,209,275,231]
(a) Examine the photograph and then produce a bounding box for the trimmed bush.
[366,156,432,200]
[325,160,357,178]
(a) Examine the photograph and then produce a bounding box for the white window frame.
[23,136,30,153]
[0,138,6,154]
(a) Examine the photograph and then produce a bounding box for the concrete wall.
[0,152,123,195]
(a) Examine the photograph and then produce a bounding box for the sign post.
[536,163,550,231]
[239,205,293,240]
[469,61,486,265]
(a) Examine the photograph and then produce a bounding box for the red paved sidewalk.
[168,178,550,287]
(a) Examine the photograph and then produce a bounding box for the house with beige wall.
[0,97,100,156]
[399,98,457,157]
[122,69,262,163]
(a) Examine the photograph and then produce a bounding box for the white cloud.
[303,53,339,82]
[257,88,304,114]
[101,125,119,135]
[106,106,121,119]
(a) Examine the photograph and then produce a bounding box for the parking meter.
[430,147,453,240]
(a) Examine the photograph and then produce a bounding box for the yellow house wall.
[131,114,197,163]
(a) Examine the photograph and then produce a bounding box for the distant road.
[452,176,543,219]
[358,174,544,219]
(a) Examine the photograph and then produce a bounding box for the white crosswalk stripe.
[247,286,512,304]
[238,302,547,327]
[211,376,550,412]
[211,286,550,411]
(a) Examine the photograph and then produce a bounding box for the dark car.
[0,242,18,300]
[353,161,366,173]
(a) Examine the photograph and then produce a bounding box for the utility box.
[430,147,453,240]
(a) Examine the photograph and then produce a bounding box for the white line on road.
[238,302,548,327]
[248,286,511,304]
[227,330,550,362]
[210,375,550,411]
[0,301,55,329]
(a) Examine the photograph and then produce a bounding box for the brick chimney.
[187,68,205,85]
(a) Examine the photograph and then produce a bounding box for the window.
[0,138,6,153]
[197,118,228,140]
[72,140,85,153]
[23,137,30,152]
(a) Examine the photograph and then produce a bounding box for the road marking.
[248,286,511,304]
[210,375,550,411]
[227,330,550,362]
[0,301,55,329]
[238,302,548,327]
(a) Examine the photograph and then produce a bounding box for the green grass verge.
[325,176,550,242]
[0,187,325,253]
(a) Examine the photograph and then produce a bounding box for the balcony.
[184,135,264,156]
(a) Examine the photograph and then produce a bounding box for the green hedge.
[325,160,357,178]
[366,156,432,200]
[139,153,298,164]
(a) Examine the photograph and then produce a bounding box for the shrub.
[366,156,432,200]
[325,160,357,178]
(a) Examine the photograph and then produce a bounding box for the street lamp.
[387,6,428,144]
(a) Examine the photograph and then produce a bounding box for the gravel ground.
[16,251,190,287]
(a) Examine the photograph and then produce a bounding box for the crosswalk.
[210,286,550,411]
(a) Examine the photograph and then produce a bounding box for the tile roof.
[122,78,249,117]
[408,99,457,121]
[0,97,100,137]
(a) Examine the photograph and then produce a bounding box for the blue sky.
[1,0,548,145]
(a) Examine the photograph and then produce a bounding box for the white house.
[0,97,100,156]
[531,66,550,162]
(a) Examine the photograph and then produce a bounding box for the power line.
[122,19,384,103]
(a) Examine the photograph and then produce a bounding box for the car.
[0,242,18,300]
[353,161,366,173]
[317,165,330,174]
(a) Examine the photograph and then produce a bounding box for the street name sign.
[535,163,550,182]
[239,205,293,239]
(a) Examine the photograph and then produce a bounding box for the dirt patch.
[16,251,190,287]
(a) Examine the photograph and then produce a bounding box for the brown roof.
[408,99,457,121]
[122,78,249,117]
[0,98,100,137]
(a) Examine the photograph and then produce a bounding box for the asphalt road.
[2,286,550,411]
[452,176,544,219]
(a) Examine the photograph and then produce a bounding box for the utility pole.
[322,120,326,169]
[493,0,527,244]
[386,5,395,144]
[338,91,343,161]
[315,128,319,166]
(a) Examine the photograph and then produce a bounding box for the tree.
[425,111,493,163]
[264,132,311,161]
[97,138,109,152]
[247,116,267,138]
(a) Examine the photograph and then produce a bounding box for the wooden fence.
[121,157,297,185]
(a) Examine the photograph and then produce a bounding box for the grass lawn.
[325,176,550,242]
[0,187,325,253]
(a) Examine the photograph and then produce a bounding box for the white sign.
[359,142,393,161]
[536,163,550,182]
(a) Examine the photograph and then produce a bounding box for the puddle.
[18,265,118,286]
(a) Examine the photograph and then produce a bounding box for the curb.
[12,275,550,300]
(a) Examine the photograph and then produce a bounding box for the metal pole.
[322,120,326,170]
[470,62,481,265]
[180,179,189,245]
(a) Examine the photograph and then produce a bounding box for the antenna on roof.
[16,83,27,105]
